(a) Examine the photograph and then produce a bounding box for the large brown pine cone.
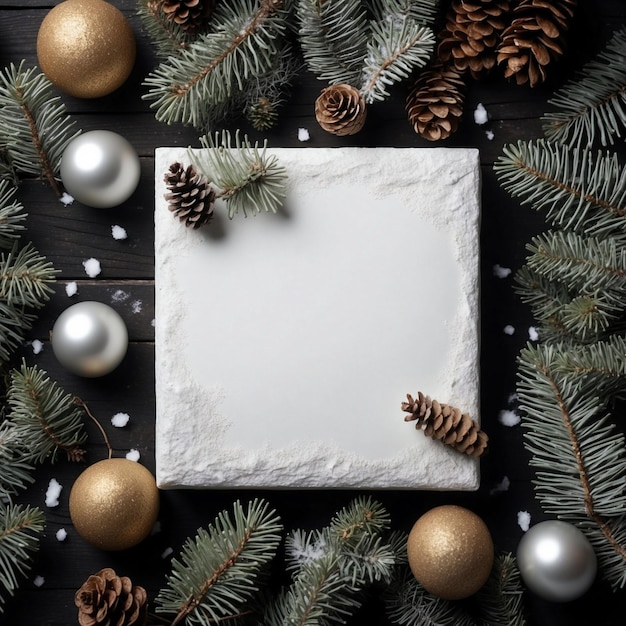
[496,0,576,87]
[315,84,367,136]
[438,0,512,79]
[160,0,216,34]
[406,64,466,141]
[164,162,216,229]
[75,568,148,626]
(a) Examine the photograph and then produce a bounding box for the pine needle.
[0,180,26,250]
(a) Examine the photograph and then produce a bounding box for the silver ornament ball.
[60,130,140,208]
[517,520,597,602]
[51,301,128,377]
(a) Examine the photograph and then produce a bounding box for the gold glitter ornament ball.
[69,458,159,551]
[36,0,136,98]
[407,505,494,600]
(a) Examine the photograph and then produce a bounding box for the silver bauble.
[51,301,128,377]
[517,520,597,602]
[60,130,140,208]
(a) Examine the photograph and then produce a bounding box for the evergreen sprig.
[0,61,79,197]
[0,422,34,500]
[542,27,626,148]
[155,498,282,625]
[368,0,440,25]
[0,181,26,249]
[0,503,45,614]
[6,362,88,464]
[0,301,34,365]
[137,0,195,59]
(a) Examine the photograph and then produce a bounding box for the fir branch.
[0,302,34,364]
[138,0,195,58]
[360,17,434,103]
[0,180,26,250]
[0,61,79,197]
[0,242,57,309]
[155,499,282,626]
[296,0,369,86]
[0,502,45,614]
[542,27,626,148]
[367,0,440,26]
[330,495,391,541]
[143,0,289,129]
[193,130,287,218]
[0,422,34,500]
[6,362,88,464]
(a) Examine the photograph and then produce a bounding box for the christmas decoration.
[517,520,597,602]
[69,458,159,551]
[314,83,367,136]
[60,131,141,208]
[36,0,136,98]
[407,505,494,600]
[496,0,576,87]
[402,391,488,457]
[164,161,215,228]
[161,0,216,34]
[51,301,129,377]
[75,567,148,626]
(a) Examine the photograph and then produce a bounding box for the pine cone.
[246,96,280,131]
[160,0,216,34]
[164,162,216,229]
[496,0,576,87]
[402,392,488,457]
[406,63,466,141]
[315,84,367,136]
[438,0,512,79]
[75,568,148,626]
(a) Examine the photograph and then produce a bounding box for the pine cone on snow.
[497,0,576,87]
[315,84,367,136]
[402,392,488,457]
[160,0,216,34]
[75,567,148,626]
[164,162,216,229]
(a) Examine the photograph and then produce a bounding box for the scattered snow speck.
[33,575,45,588]
[498,409,520,427]
[126,448,140,462]
[288,530,328,565]
[56,528,68,542]
[65,281,78,297]
[60,192,74,206]
[161,547,174,559]
[31,339,43,355]
[529,326,539,341]
[474,102,488,125]
[490,475,510,495]
[111,412,130,428]
[298,127,310,142]
[83,258,101,278]
[151,318,156,327]
[507,392,518,405]
[45,478,62,508]
[493,264,512,278]
[111,289,130,303]
[112,225,127,240]
[131,300,142,314]
[485,129,495,140]
[518,510,531,532]
[503,324,515,335]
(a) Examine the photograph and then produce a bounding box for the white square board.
[155,147,481,490]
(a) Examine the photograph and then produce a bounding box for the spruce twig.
[0,181,26,250]
[138,0,194,59]
[0,422,34,500]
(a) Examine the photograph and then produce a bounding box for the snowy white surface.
[154,147,481,489]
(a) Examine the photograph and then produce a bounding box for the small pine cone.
[438,0,512,79]
[406,64,466,141]
[164,162,216,229]
[402,392,488,457]
[496,0,576,87]
[75,567,148,626]
[246,96,280,131]
[160,0,216,34]
[315,84,367,136]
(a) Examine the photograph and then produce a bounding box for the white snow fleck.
[507,392,518,405]
[31,339,43,355]
[518,510,531,532]
[111,412,130,428]
[498,409,520,427]
[111,225,128,240]
[111,289,130,303]
[298,128,310,142]
[33,575,45,588]
[490,475,510,495]
[503,324,515,335]
[493,264,512,278]
[65,281,78,297]
[126,448,140,462]
[82,258,101,278]
[528,326,539,341]
[161,546,174,559]
[56,528,68,542]
[131,300,143,314]
[45,478,62,508]
[288,530,327,565]
[474,102,488,125]
[151,318,156,327]
[60,192,74,206]
[485,129,495,140]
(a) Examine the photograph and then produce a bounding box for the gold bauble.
[36,0,136,98]
[407,505,494,600]
[69,458,159,551]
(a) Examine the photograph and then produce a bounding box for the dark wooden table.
[1,1,625,624]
